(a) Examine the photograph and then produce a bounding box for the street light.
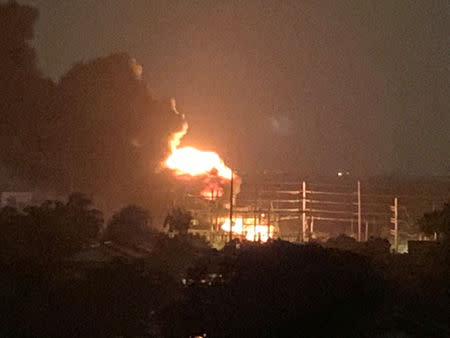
[229,171,234,242]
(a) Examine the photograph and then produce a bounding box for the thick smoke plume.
[0,1,185,218]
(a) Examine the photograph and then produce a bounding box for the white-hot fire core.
[221,218,274,242]
[166,146,232,179]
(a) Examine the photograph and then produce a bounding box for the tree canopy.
[0,193,102,262]
[105,205,152,245]
[163,207,192,235]
[418,202,450,239]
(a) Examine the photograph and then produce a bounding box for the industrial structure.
[185,174,450,251]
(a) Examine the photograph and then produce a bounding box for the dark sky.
[13,0,450,177]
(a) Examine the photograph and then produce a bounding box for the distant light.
[337,172,343,177]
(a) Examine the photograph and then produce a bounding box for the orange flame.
[166,147,232,179]
[165,99,233,192]
[221,218,274,242]
[169,121,188,152]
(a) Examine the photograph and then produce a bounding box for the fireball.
[164,100,233,199]
[166,147,232,179]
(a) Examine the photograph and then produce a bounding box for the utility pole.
[268,201,272,241]
[302,181,307,242]
[357,180,361,242]
[228,171,234,243]
[254,185,258,241]
[365,219,369,241]
[394,197,398,252]
[210,189,215,234]
[390,197,398,252]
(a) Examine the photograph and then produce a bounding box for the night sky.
[12,0,450,177]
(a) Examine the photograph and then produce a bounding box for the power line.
[309,209,354,215]
[312,216,355,223]
[308,190,355,196]
[308,199,354,205]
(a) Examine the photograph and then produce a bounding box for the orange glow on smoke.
[221,218,274,242]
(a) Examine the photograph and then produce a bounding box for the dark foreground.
[1,237,448,337]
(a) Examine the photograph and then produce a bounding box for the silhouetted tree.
[105,205,152,245]
[325,233,358,251]
[418,202,449,240]
[164,207,192,235]
[0,206,28,260]
[65,192,103,240]
[0,193,102,262]
[150,233,211,279]
[325,234,391,257]
[363,236,391,256]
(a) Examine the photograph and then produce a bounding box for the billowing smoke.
[0,1,185,219]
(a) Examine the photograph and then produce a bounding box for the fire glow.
[164,100,233,199]
[221,218,274,242]
[166,147,232,180]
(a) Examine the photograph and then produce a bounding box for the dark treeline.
[0,192,101,263]
[0,192,209,336]
[0,193,449,336]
